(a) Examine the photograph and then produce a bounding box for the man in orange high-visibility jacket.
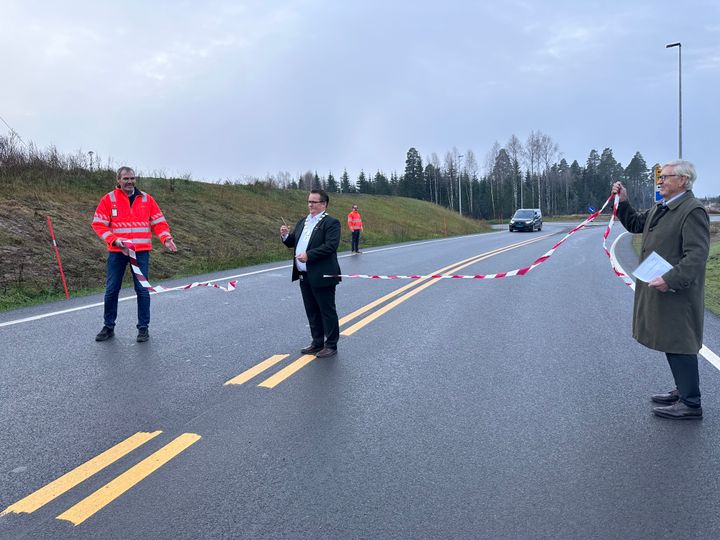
[91,166,177,343]
[347,204,364,254]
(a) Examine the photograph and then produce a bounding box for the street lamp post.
[666,42,682,159]
[457,154,464,215]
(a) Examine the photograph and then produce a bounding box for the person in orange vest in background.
[347,204,364,254]
[91,166,177,343]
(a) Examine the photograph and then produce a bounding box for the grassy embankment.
[0,170,490,311]
[631,222,720,315]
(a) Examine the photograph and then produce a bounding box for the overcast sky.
[2,0,719,197]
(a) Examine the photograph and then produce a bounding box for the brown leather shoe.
[301,344,324,354]
[653,401,703,420]
[315,347,337,358]
[651,389,679,404]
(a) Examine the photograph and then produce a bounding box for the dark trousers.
[351,230,361,252]
[666,353,701,407]
[104,250,150,329]
[299,276,339,349]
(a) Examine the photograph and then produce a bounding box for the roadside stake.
[47,215,70,300]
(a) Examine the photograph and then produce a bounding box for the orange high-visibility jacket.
[92,188,172,252]
[347,210,363,231]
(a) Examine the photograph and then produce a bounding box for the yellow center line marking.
[339,236,546,327]
[257,354,317,389]
[341,235,549,336]
[224,354,289,385]
[1,431,162,516]
[236,234,551,390]
[56,433,201,526]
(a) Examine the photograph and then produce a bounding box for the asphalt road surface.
[2,221,720,539]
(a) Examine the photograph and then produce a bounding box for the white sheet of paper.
[633,251,673,282]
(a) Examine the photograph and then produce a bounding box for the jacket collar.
[665,190,692,210]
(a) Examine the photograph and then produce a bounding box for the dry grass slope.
[0,171,490,311]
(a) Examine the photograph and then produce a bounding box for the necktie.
[649,204,668,229]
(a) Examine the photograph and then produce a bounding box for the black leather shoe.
[137,327,149,343]
[95,326,114,341]
[301,344,324,354]
[653,401,703,420]
[651,389,679,404]
[315,347,337,358]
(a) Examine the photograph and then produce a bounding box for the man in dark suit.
[280,189,342,358]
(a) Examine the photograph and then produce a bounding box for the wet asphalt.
[2,222,720,539]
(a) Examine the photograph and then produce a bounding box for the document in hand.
[632,251,673,282]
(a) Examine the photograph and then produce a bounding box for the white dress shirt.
[294,212,325,272]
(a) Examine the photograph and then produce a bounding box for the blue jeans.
[103,250,150,329]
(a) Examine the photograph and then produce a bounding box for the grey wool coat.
[617,190,710,354]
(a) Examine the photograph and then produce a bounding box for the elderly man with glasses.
[612,160,710,419]
[280,189,342,358]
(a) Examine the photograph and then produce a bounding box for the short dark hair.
[310,189,329,205]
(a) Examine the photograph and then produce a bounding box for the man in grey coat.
[613,159,710,419]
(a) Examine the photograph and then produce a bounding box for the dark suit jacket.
[282,213,342,288]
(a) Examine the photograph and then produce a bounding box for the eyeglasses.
[307,200,325,204]
[658,174,682,181]
[121,177,136,181]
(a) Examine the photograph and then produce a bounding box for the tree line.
[3,132,716,219]
[275,131,662,219]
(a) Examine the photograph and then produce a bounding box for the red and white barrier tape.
[122,241,237,293]
[326,192,634,287]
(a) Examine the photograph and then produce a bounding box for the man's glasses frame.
[307,200,325,204]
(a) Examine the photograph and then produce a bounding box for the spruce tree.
[340,169,353,193]
[326,172,338,193]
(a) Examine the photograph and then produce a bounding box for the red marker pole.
[47,216,70,299]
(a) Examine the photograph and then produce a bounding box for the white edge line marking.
[0,232,501,328]
[610,231,720,370]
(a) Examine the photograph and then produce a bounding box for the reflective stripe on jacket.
[347,210,363,231]
[92,188,172,252]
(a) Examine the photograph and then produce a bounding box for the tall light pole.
[457,154,464,215]
[666,42,682,158]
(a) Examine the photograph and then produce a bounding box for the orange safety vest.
[347,210,363,231]
[92,188,172,252]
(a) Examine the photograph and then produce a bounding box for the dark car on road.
[509,208,542,232]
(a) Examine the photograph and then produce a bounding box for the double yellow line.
[226,234,550,389]
[2,431,200,526]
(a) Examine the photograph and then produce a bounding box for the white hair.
[664,159,696,190]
